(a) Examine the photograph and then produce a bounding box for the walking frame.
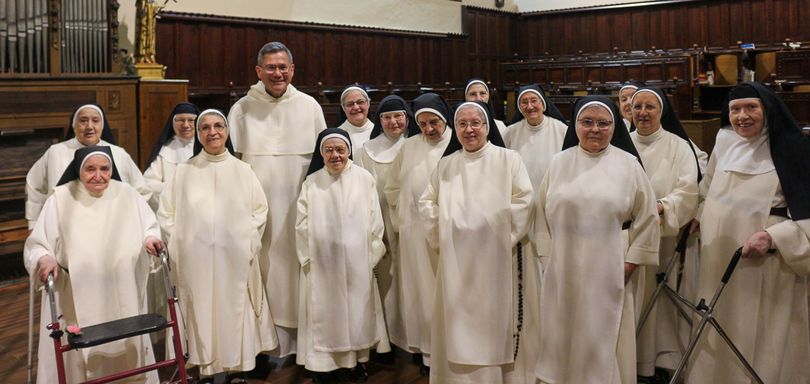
[668,247,766,384]
[42,249,188,384]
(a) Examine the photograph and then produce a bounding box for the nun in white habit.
[533,96,660,384]
[419,101,533,383]
[464,78,508,134]
[335,85,376,154]
[383,92,453,371]
[26,104,149,229]
[629,87,700,378]
[143,102,199,210]
[686,82,810,384]
[295,128,389,382]
[355,95,418,356]
[618,82,643,131]
[157,109,278,381]
[24,145,163,384]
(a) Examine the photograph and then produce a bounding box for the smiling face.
[465,83,490,103]
[380,111,407,139]
[519,92,546,125]
[73,107,103,146]
[321,137,350,174]
[416,111,447,144]
[342,90,369,127]
[80,154,112,196]
[619,87,637,121]
[728,97,765,139]
[172,113,197,140]
[255,51,295,98]
[631,92,662,136]
[197,114,228,155]
[576,104,614,153]
[454,106,488,152]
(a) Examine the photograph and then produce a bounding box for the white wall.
[514,0,652,13]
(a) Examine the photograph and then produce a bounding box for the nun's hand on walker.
[688,218,700,234]
[37,255,59,283]
[144,236,165,257]
[741,231,773,258]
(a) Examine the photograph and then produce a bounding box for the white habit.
[383,128,451,355]
[295,162,388,371]
[24,181,159,384]
[338,119,375,155]
[631,128,699,375]
[533,145,660,384]
[26,138,149,229]
[228,81,327,356]
[143,136,193,210]
[157,150,278,375]
[503,114,567,382]
[686,129,810,383]
[419,142,533,383]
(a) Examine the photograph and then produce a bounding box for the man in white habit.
[24,145,163,384]
[295,128,388,383]
[335,85,375,153]
[419,101,534,383]
[157,109,278,383]
[26,104,149,230]
[686,82,810,384]
[383,92,453,374]
[228,41,327,357]
[533,96,660,384]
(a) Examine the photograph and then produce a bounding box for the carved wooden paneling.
[156,7,514,114]
[516,0,810,57]
[137,80,189,170]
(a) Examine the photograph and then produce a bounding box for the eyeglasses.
[173,117,197,124]
[344,99,367,109]
[261,64,290,74]
[577,119,613,130]
[418,118,444,129]
[456,120,486,130]
[381,112,406,122]
[323,146,348,155]
[198,123,227,133]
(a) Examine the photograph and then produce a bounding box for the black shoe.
[653,367,672,384]
[226,371,248,383]
[246,354,272,379]
[352,363,369,382]
[375,350,395,365]
[419,364,430,377]
[412,353,423,366]
[195,377,215,384]
[311,371,332,384]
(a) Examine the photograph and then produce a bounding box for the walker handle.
[721,248,743,284]
[46,273,59,325]
[674,225,691,254]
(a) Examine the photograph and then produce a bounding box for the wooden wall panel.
[156,7,515,113]
[517,0,810,57]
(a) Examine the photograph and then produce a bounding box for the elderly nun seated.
[24,146,164,384]
[295,128,389,383]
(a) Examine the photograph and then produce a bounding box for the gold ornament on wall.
[135,0,175,79]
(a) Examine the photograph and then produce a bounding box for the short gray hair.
[257,42,293,65]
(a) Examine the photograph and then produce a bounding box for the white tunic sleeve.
[295,180,311,267]
[249,171,269,257]
[368,179,386,267]
[696,148,719,221]
[136,190,161,242]
[116,151,152,203]
[532,171,552,261]
[627,164,661,266]
[25,154,51,229]
[509,153,534,246]
[143,156,166,210]
[767,218,810,276]
[418,166,440,252]
[156,170,177,244]
[658,143,699,237]
[382,151,403,233]
[23,196,60,279]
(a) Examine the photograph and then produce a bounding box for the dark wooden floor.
[0,279,429,383]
